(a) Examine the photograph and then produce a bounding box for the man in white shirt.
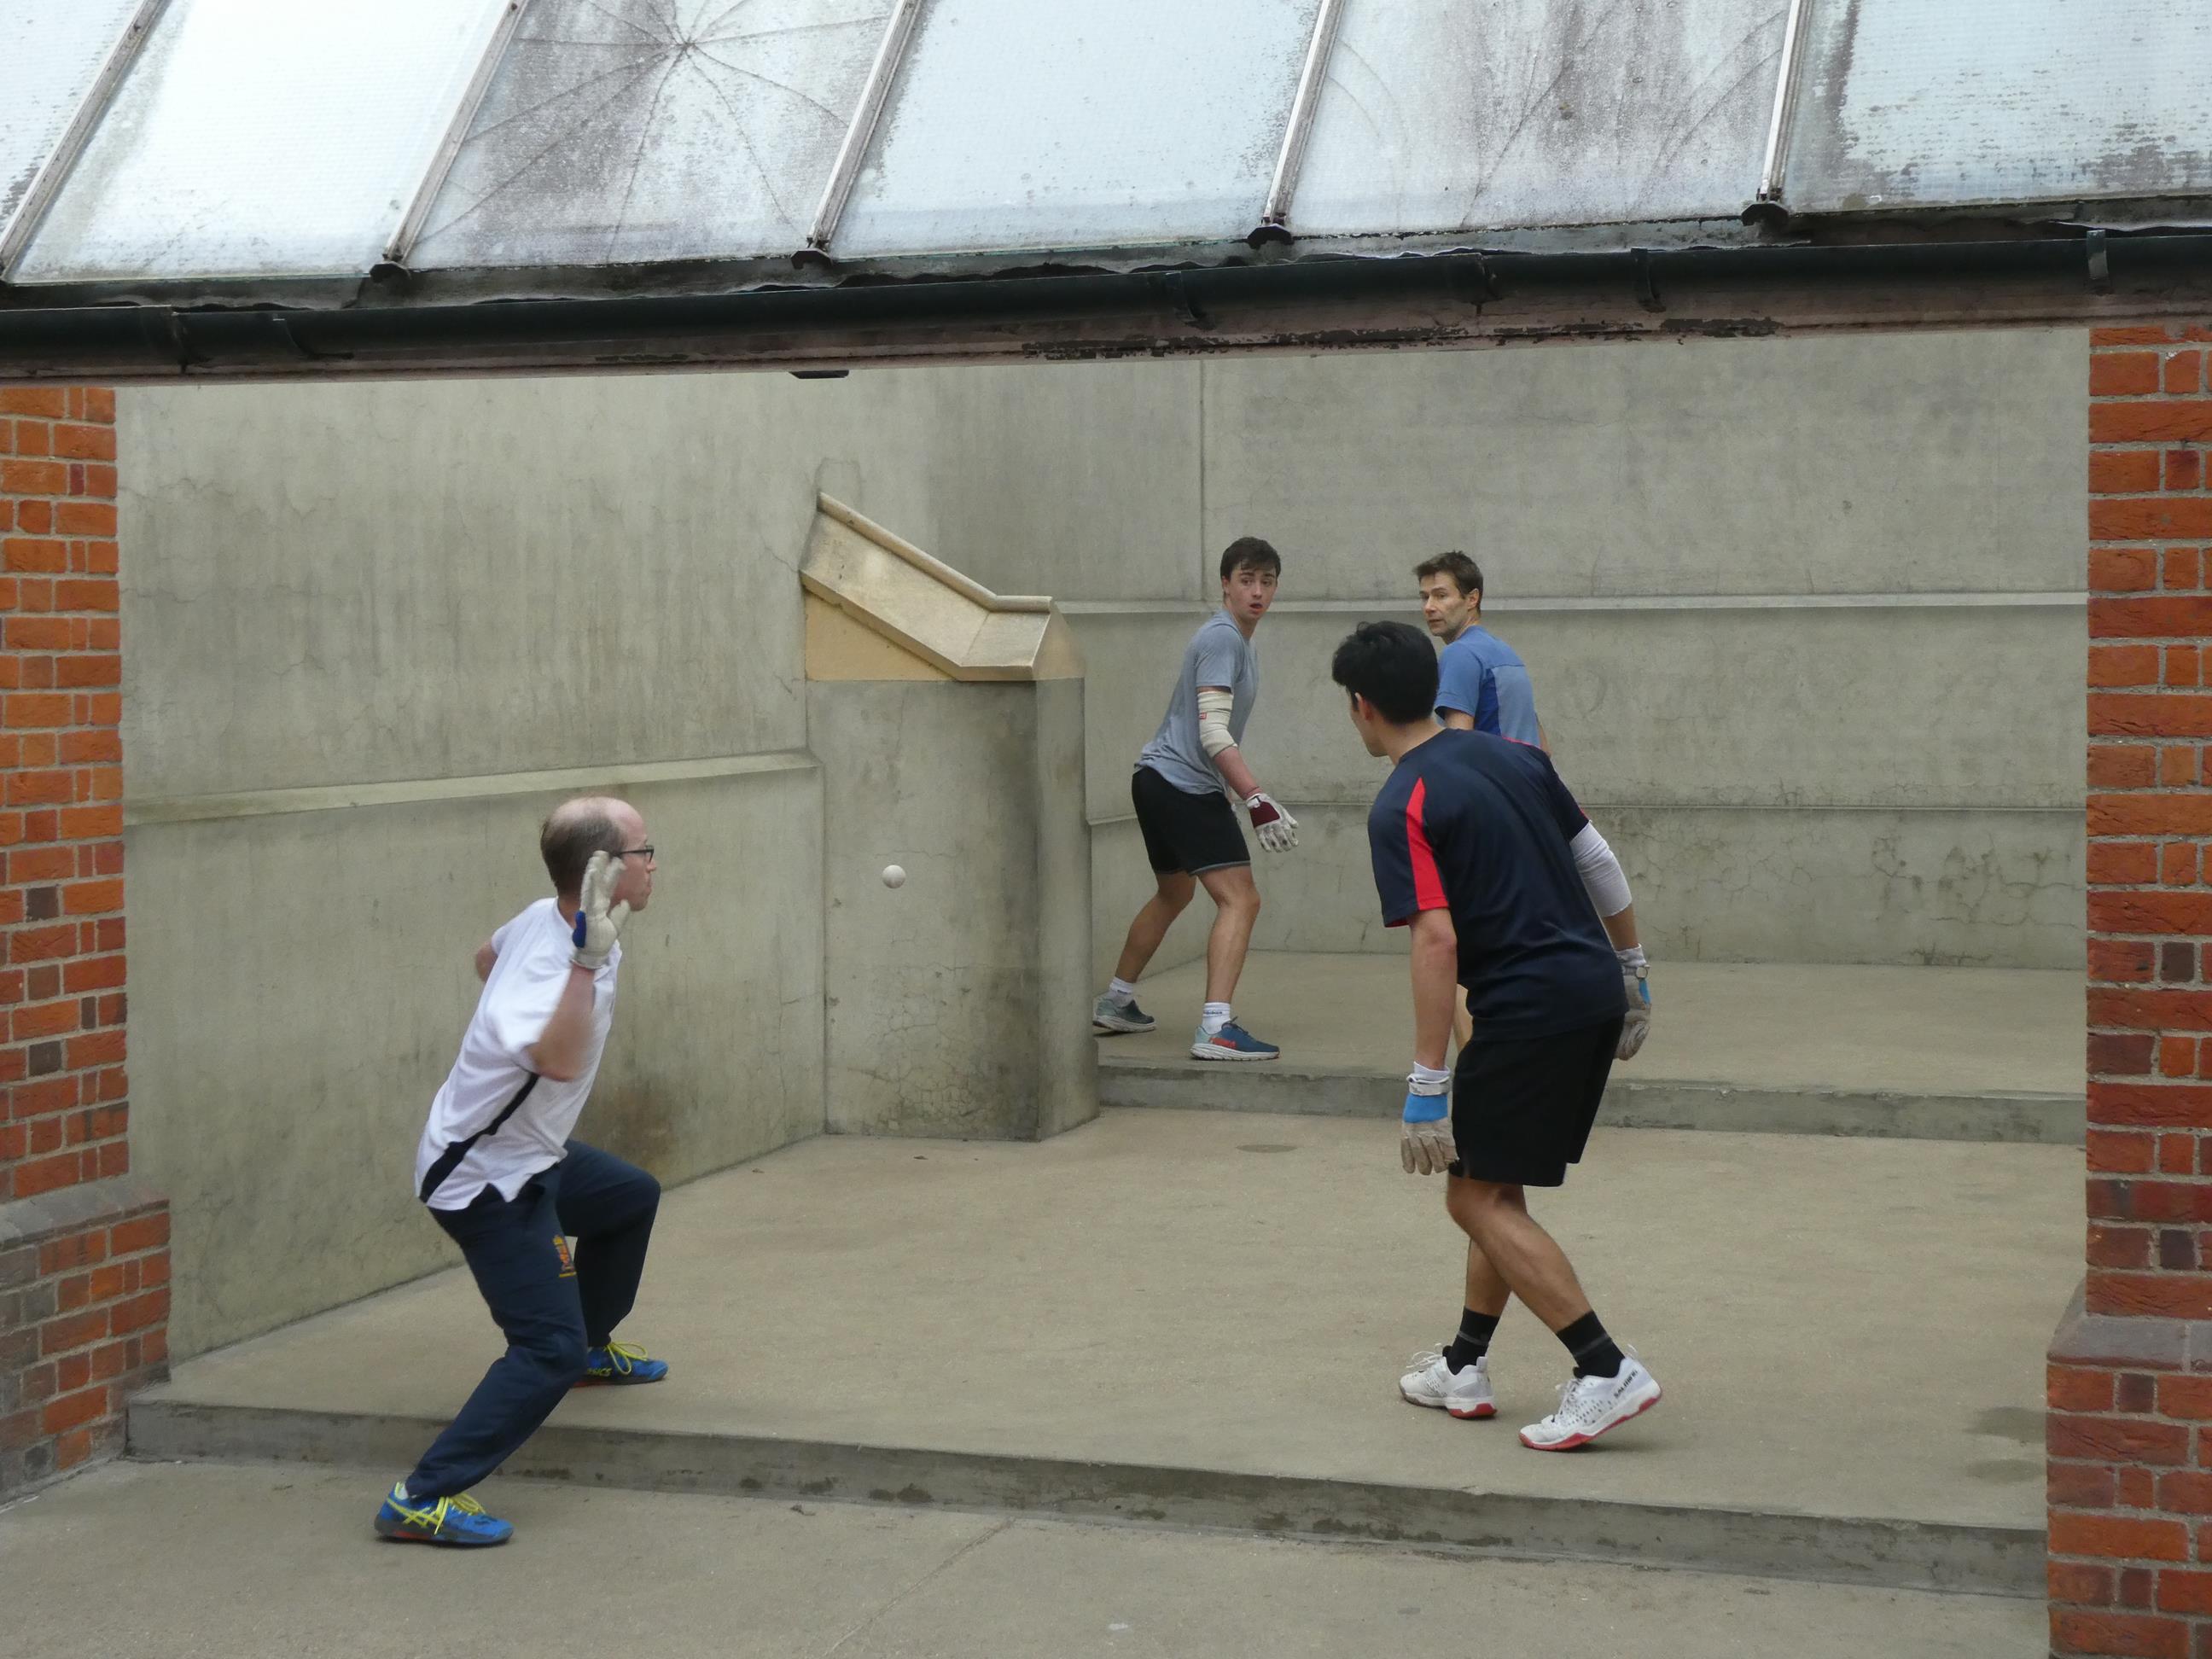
[373,796,663,1547]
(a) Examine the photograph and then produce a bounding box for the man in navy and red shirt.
[1331,620,1660,1452]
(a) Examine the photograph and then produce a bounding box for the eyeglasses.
[613,845,655,862]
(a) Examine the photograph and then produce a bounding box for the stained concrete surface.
[137,1111,2079,1535]
[2,1462,2044,1659]
[1104,954,2083,1097]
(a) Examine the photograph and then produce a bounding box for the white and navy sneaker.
[1190,1021,1279,1062]
[1399,1349,1495,1419]
[1092,994,1156,1034]
[1519,1354,1662,1451]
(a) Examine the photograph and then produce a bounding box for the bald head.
[539,795,638,898]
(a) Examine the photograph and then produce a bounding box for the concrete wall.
[119,329,2087,1348]
[873,334,2090,979]
[816,678,1094,1140]
[119,375,954,1356]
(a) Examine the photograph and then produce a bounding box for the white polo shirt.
[414,897,620,1210]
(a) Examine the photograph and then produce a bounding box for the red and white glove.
[1245,792,1299,853]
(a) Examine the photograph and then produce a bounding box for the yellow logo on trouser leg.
[552,1234,575,1278]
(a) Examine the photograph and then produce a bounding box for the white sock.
[1202,1001,1232,1035]
[1107,977,1138,1004]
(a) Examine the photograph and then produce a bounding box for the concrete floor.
[2,1462,2042,1659]
[1109,954,2083,1097]
[140,1111,2079,1541]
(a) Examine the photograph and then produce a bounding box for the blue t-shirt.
[1136,610,1257,796]
[1366,729,1618,1037]
[1435,626,1541,745]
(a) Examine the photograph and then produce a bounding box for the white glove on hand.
[570,849,632,971]
[1245,792,1299,853]
[1400,1063,1457,1176]
[1616,946,1650,1061]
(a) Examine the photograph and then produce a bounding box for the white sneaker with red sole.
[1519,1355,1662,1450]
[1398,1349,1496,1419]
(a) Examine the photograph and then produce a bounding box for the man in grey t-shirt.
[1093,538,1297,1061]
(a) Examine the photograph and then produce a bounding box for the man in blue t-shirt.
[1417,550,1545,749]
[1333,620,1659,1454]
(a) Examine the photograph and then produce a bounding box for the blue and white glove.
[1616,945,1650,1061]
[1400,1062,1456,1176]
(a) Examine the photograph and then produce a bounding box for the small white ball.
[881,864,906,888]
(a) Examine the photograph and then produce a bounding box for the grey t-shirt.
[1137,610,1258,796]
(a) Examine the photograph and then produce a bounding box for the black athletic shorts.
[1449,1015,1625,1187]
[1132,765,1249,876]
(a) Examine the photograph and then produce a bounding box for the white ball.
[881,864,906,888]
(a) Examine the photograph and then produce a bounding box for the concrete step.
[8,1462,2049,1659]
[1101,953,2085,1144]
[125,1113,2077,1602]
[1099,1055,2085,1144]
[129,1397,2042,1598]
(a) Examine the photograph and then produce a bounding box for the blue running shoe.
[576,1340,670,1387]
[1092,992,1156,1034]
[1190,1021,1279,1062]
[374,1481,513,1546]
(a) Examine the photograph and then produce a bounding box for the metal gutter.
[2,232,2208,381]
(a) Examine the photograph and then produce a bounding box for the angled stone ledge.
[801,494,1081,683]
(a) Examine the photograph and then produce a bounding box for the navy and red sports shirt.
[1365,728,1621,1037]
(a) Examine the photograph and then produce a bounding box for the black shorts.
[1132,765,1249,876]
[1449,1016,1625,1187]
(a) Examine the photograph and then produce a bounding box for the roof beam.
[806,0,926,257]
[382,0,537,270]
[1255,0,1348,240]
[1749,0,1812,219]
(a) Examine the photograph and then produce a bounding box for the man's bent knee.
[518,1326,590,1386]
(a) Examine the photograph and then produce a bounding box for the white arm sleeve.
[1570,822,1633,917]
[1196,686,1237,760]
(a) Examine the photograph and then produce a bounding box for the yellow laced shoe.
[374,1481,514,1546]
[576,1339,670,1387]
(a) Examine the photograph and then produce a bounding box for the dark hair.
[1331,620,1439,725]
[540,800,625,896]
[1413,550,1482,600]
[1220,536,1282,583]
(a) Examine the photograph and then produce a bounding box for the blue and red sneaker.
[1190,1021,1279,1062]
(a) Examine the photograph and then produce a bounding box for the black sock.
[1444,1307,1500,1372]
[1557,1311,1624,1378]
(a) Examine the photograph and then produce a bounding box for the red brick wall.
[2054,323,2212,1657]
[0,386,166,1494]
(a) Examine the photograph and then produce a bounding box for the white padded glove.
[1616,946,1650,1061]
[569,850,632,971]
[1400,1063,1457,1176]
[1245,792,1299,853]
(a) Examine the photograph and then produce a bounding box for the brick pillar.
[2052,324,2212,1657]
[0,386,166,1495]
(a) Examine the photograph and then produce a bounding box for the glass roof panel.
[1289,0,1783,236]
[0,0,143,243]
[15,0,511,282]
[1784,0,2212,212]
[411,0,892,271]
[831,0,1321,259]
